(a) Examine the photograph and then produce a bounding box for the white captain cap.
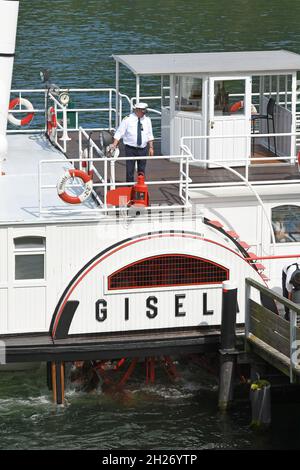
[133,102,148,110]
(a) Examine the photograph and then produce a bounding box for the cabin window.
[271,205,300,243]
[108,254,228,290]
[213,79,246,116]
[175,76,202,113]
[14,236,46,280]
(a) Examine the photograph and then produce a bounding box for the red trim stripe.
[52,232,264,336]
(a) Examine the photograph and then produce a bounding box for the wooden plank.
[248,333,300,377]
[250,318,290,357]
[249,300,290,356]
[247,337,290,377]
[0,334,54,347]
[250,300,290,338]
[53,327,221,345]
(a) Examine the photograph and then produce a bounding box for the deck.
[2,326,245,363]
[245,278,300,382]
[1,130,300,223]
[63,131,300,206]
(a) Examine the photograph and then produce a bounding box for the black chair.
[251,97,277,156]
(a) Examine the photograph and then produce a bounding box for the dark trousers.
[282,270,290,321]
[125,145,147,182]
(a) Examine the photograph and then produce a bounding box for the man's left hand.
[149,147,154,157]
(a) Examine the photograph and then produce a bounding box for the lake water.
[2,0,300,450]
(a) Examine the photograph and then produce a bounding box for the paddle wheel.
[70,356,181,393]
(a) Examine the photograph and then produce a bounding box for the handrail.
[245,278,300,382]
[38,151,192,216]
[179,148,276,248]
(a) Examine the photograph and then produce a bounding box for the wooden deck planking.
[60,131,300,206]
[3,327,226,363]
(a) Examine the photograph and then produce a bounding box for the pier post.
[46,361,52,390]
[51,362,65,405]
[250,379,271,429]
[218,281,238,411]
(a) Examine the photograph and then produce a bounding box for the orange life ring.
[57,169,93,204]
[230,100,244,113]
[8,97,34,126]
[47,106,57,134]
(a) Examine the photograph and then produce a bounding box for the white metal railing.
[7,87,163,142]
[38,130,192,216]
[7,89,46,133]
[181,131,300,183]
[7,87,121,134]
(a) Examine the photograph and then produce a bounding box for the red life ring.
[230,100,244,113]
[47,106,57,135]
[8,97,34,126]
[57,169,93,204]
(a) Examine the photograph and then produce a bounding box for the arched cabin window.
[108,254,229,290]
[14,236,46,280]
[271,205,300,243]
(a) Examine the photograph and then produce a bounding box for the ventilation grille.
[108,254,229,290]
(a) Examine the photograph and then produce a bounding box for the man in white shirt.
[282,262,300,320]
[111,102,154,182]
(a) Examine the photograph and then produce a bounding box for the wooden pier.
[245,278,300,383]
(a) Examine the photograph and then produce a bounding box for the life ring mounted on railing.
[8,97,35,127]
[47,106,57,135]
[57,169,93,204]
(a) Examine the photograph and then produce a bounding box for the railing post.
[104,156,108,208]
[218,281,238,411]
[79,129,83,171]
[110,159,116,190]
[38,160,42,215]
[59,105,71,148]
[179,147,183,199]
[185,154,190,206]
[109,89,112,131]
[119,96,123,123]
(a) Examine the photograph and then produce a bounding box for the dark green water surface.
[2,0,300,450]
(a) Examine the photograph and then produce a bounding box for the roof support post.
[136,74,140,107]
[291,71,297,157]
[115,59,120,128]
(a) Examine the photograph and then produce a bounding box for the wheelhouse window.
[14,236,46,280]
[213,79,246,116]
[108,254,228,290]
[175,76,202,113]
[271,205,300,243]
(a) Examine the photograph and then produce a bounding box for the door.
[208,76,251,167]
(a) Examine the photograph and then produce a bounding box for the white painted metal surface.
[0,214,263,335]
[0,1,19,136]
[173,113,204,159]
[113,51,300,76]
[0,134,98,223]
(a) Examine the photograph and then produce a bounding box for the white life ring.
[8,97,34,126]
[57,169,93,204]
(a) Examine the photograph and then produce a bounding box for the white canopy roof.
[113,50,300,75]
